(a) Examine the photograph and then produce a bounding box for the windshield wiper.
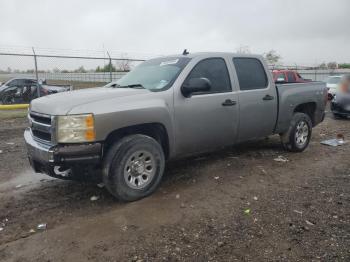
[123,84,145,89]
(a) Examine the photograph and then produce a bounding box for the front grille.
[29,111,53,144]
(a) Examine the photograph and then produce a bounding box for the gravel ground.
[0,112,349,261]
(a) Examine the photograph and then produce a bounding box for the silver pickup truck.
[25,52,327,201]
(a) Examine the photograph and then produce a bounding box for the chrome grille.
[29,111,53,144]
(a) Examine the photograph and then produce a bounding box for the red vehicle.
[272,70,311,83]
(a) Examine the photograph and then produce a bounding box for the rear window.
[233,58,268,90]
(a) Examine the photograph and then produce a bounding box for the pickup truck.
[25,52,327,201]
[272,70,311,83]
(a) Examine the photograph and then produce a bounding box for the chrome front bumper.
[24,128,102,173]
[24,128,54,166]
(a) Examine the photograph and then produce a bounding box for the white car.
[326,75,342,99]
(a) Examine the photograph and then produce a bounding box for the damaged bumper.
[24,128,102,173]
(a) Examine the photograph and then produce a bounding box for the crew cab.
[25,52,327,201]
[272,70,311,83]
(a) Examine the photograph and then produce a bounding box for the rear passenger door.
[233,57,277,142]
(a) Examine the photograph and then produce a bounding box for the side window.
[287,72,295,82]
[184,58,231,94]
[233,58,268,90]
[17,79,25,86]
[276,73,286,81]
[8,80,18,86]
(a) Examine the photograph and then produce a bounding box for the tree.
[236,45,251,54]
[116,59,131,72]
[115,53,131,72]
[318,62,327,69]
[338,63,350,69]
[52,67,61,73]
[96,62,117,72]
[264,50,281,64]
[74,66,87,73]
[327,62,338,70]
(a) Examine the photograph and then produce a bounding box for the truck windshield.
[106,57,191,91]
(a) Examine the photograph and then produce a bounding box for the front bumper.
[331,101,350,116]
[24,128,102,173]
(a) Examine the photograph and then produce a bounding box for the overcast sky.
[1,0,350,66]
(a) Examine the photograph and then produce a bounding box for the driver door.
[174,57,239,156]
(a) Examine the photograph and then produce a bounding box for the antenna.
[182,49,189,55]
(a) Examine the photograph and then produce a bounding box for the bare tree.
[264,50,281,64]
[327,62,338,70]
[116,53,131,72]
[236,45,251,54]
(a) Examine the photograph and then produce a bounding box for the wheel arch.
[103,123,170,160]
[293,102,316,126]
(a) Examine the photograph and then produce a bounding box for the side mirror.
[181,77,211,97]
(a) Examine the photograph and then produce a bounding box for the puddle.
[0,170,52,193]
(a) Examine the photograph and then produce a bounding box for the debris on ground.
[0,227,4,232]
[214,176,220,180]
[321,138,346,147]
[90,196,99,201]
[15,184,23,189]
[253,196,258,201]
[180,203,186,208]
[244,208,251,215]
[97,183,105,188]
[175,194,180,199]
[257,166,267,175]
[29,229,36,233]
[274,156,289,162]
[293,210,303,215]
[6,142,15,145]
[0,150,3,154]
[37,223,47,230]
[305,220,315,226]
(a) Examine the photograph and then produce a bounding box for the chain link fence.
[0,47,148,104]
[1,46,350,104]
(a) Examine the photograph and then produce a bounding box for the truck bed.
[274,82,327,134]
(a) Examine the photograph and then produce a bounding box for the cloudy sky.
[1,0,350,66]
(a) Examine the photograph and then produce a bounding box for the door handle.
[263,94,274,101]
[222,99,237,106]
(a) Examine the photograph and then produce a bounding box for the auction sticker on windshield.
[160,59,179,66]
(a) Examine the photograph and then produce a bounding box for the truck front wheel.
[280,112,312,152]
[102,134,165,202]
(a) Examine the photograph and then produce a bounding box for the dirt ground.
[0,111,349,261]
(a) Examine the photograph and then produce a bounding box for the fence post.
[107,51,112,82]
[32,47,40,98]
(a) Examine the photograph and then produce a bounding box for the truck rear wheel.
[280,112,312,152]
[102,134,165,202]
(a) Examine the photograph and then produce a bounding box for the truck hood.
[30,87,150,115]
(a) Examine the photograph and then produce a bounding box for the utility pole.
[32,47,40,98]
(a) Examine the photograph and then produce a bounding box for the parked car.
[25,52,327,201]
[0,78,71,104]
[325,75,343,99]
[272,70,311,83]
[330,75,350,118]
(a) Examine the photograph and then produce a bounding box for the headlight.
[57,114,95,143]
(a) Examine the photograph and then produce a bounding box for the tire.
[102,134,165,202]
[280,112,312,152]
